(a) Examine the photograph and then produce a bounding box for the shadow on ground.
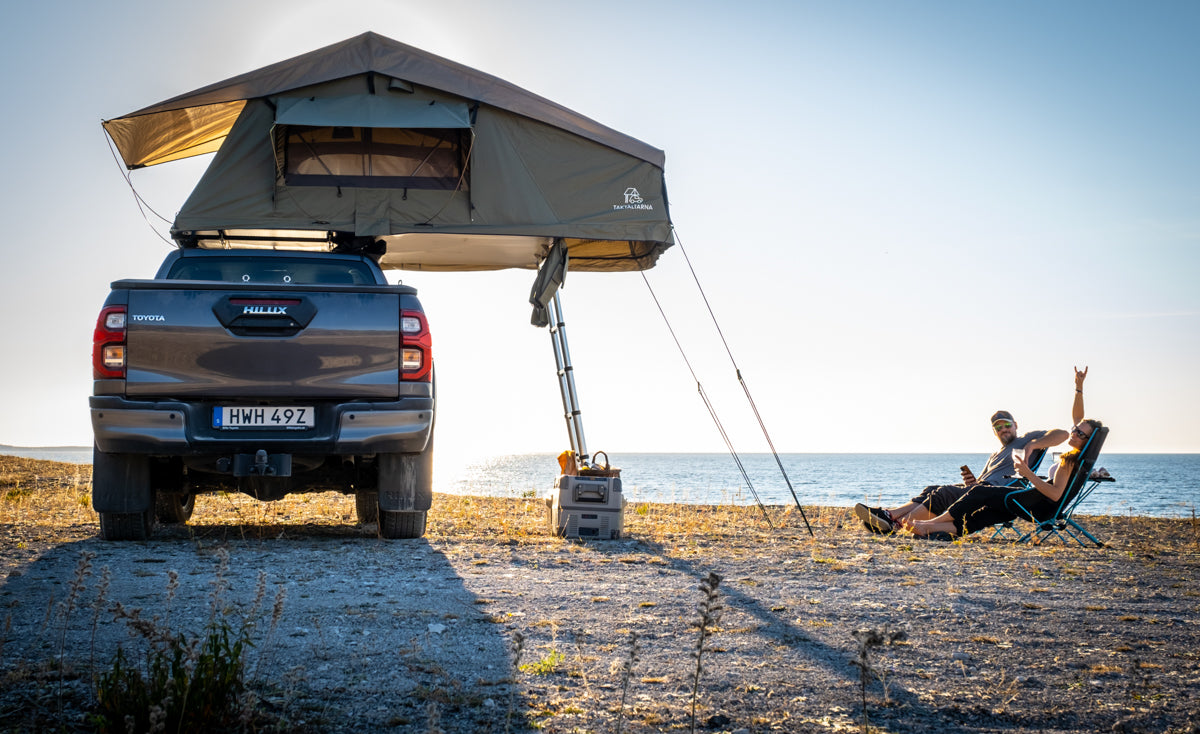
[0,522,526,732]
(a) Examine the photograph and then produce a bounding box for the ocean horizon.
[4,445,1196,519]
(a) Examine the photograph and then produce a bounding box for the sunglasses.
[1071,425,1092,440]
[992,421,1014,430]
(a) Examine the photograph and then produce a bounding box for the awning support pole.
[548,291,588,466]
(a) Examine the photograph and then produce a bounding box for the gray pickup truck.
[90,248,435,540]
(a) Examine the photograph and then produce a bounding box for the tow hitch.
[220,450,293,477]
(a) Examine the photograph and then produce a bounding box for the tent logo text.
[613,187,654,211]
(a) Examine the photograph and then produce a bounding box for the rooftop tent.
[102,32,673,272]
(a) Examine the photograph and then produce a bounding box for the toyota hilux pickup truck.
[90,248,435,540]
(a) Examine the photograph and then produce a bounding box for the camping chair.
[991,426,1112,547]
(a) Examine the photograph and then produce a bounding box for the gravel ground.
[1,468,1198,733]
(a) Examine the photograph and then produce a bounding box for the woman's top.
[1042,451,1080,500]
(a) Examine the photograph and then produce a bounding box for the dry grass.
[0,454,824,544]
[1,453,1196,557]
[0,455,92,525]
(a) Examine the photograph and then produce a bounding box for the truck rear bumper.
[90,396,434,456]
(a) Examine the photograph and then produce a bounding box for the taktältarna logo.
[613,187,654,211]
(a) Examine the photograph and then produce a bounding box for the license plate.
[213,406,314,430]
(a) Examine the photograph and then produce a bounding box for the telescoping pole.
[548,292,588,465]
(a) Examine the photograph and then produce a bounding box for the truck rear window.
[167,258,375,285]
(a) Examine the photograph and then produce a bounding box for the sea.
[4,446,1196,519]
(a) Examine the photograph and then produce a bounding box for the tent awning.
[104,100,246,169]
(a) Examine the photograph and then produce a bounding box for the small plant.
[1192,506,1198,552]
[849,625,907,734]
[426,699,444,734]
[520,648,564,675]
[57,550,95,713]
[88,549,285,733]
[88,565,113,683]
[92,603,250,733]
[1127,657,1160,700]
[253,582,287,679]
[984,669,1022,713]
[507,630,526,734]
[615,631,640,734]
[690,571,723,734]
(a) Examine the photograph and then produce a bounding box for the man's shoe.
[854,503,893,534]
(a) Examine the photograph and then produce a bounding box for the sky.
[1,0,1198,459]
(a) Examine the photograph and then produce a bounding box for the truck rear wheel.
[155,492,195,524]
[98,510,154,541]
[93,448,155,541]
[379,510,426,539]
[376,436,434,539]
[355,491,379,524]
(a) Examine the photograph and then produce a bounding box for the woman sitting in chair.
[908,417,1104,539]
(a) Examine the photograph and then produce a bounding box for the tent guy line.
[640,231,814,535]
[103,131,175,248]
[674,227,813,533]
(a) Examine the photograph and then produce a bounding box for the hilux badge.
[242,306,288,315]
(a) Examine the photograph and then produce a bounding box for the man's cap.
[990,410,1015,425]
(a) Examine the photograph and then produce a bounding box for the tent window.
[281,126,465,190]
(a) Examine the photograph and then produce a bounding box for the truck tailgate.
[122,282,403,399]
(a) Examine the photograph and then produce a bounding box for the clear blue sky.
[1,0,1197,457]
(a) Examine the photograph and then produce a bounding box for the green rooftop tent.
[102,31,673,273]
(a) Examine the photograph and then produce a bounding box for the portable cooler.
[548,474,624,539]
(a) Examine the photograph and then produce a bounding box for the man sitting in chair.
[854,368,1085,534]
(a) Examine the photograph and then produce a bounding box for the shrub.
[92,617,249,733]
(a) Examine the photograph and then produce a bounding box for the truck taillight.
[93,305,127,379]
[101,345,126,369]
[401,348,423,371]
[400,309,432,382]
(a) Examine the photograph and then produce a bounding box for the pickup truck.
[90,248,435,540]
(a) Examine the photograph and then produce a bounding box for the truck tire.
[379,510,426,539]
[377,436,434,513]
[150,458,191,524]
[155,492,195,524]
[355,491,379,525]
[93,447,155,540]
[98,510,154,541]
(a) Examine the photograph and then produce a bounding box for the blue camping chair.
[991,426,1112,547]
